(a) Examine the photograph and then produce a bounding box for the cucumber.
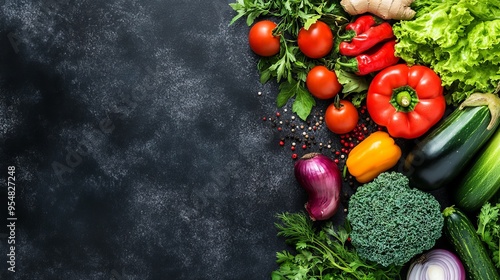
[443,206,500,280]
[455,127,500,211]
[404,93,500,191]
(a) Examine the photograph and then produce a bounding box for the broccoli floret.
[347,171,443,267]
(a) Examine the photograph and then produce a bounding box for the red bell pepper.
[366,64,446,139]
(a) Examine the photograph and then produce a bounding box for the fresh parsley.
[272,212,402,280]
[477,202,500,269]
[229,0,368,121]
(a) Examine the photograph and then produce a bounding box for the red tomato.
[306,66,342,99]
[325,100,359,134]
[297,21,333,59]
[248,20,280,57]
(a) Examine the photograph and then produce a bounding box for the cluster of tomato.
[249,20,358,135]
[248,19,334,59]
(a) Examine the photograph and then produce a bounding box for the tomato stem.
[334,94,342,110]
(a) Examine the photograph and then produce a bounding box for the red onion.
[294,153,342,221]
[407,249,466,280]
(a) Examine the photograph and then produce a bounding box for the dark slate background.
[0,1,455,280]
[0,1,322,279]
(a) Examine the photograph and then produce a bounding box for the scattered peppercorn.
[259,101,381,190]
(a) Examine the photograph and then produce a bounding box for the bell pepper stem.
[390,86,419,113]
[396,91,412,107]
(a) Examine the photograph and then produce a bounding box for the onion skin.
[294,153,342,221]
[407,249,466,280]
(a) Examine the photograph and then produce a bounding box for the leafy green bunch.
[393,0,500,105]
[229,0,368,120]
[347,172,444,267]
[229,0,347,35]
[272,212,402,280]
[477,202,500,269]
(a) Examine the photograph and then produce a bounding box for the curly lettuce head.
[393,0,500,105]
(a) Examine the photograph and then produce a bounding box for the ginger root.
[340,0,416,20]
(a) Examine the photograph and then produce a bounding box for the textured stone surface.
[0,1,307,279]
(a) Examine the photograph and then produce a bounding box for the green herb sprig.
[272,212,402,280]
[229,0,362,120]
[477,202,500,268]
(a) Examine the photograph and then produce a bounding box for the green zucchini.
[443,206,500,280]
[455,127,500,211]
[404,93,500,191]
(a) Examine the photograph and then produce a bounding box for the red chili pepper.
[366,64,446,139]
[344,15,382,36]
[336,15,380,51]
[337,40,400,76]
[339,22,394,57]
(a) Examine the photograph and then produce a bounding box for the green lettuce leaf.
[393,0,500,105]
[464,0,500,20]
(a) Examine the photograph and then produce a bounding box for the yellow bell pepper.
[346,131,401,183]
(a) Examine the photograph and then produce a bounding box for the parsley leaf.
[277,80,315,120]
[334,68,369,107]
[273,212,403,280]
[477,202,500,268]
[276,81,296,107]
[292,83,315,120]
[228,0,273,26]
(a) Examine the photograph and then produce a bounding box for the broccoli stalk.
[347,172,444,267]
